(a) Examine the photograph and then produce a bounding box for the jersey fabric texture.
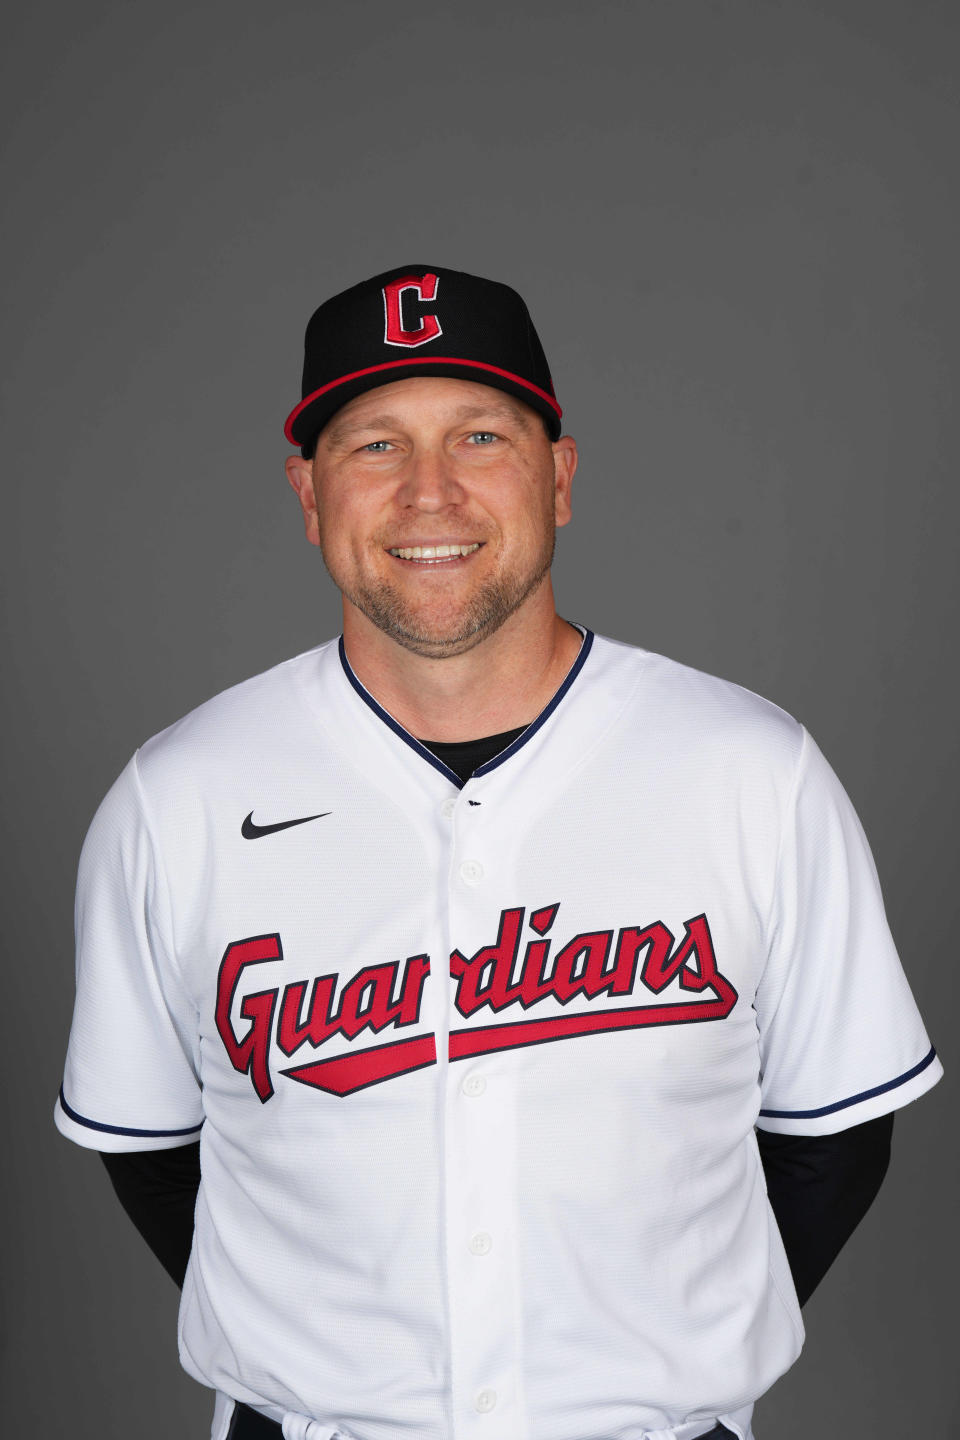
[97,1113,895,1307]
[55,632,941,1440]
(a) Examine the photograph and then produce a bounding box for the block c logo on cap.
[382,272,442,348]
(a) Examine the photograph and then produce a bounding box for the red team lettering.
[216,906,737,1099]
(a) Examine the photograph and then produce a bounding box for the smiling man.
[56,265,941,1440]
[285,372,580,739]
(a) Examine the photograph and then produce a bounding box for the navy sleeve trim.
[59,1085,203,1139]
[758,1046,938,1120]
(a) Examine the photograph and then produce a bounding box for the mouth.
[387,542,482,565]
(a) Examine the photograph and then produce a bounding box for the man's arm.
[757,1113,893,1307]
[100,1142,201,1289]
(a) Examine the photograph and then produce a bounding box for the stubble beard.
[323,530,557,660]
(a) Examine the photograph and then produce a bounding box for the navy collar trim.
[338,628,594,791]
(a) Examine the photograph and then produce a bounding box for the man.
[56,265,941,1440]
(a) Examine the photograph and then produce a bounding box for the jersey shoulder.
[133,639,339,790]
[590,632,805,770]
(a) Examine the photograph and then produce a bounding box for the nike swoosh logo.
[241,811,330,839]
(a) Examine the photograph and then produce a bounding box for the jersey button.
[474,1389,497,1413]
[461,1073,486,1097]
[469,1231,493,1255]
[441,797,456,819]
[459,859,484,885]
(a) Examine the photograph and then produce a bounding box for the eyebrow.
[323,400,532,450]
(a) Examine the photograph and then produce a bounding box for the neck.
[341,585,582,742]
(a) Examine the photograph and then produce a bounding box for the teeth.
[389,543,480,561]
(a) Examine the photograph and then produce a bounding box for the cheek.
[515,486,559,546]
[319,512,398,593]
[316,491,374,552]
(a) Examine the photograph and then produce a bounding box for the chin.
[350,575,542,660]
[377,621,497,660]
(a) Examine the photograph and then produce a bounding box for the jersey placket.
[442,777,529,1440]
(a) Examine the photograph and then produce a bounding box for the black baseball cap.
[284,264,562,455]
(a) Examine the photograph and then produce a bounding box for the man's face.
[286,376,576,660]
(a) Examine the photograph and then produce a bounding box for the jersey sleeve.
[755,728,942,1135]
[54,753,204,1153]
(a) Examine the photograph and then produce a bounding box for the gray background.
[2,1,957,1435]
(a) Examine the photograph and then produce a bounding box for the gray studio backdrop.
[3,2,957,1436]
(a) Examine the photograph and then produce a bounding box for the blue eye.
[363,441,392,452]
[468,432,497,445]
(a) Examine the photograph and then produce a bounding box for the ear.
[285,454,321,547]
[551,435,577,529]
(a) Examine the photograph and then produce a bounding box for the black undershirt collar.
[419,727,528,785]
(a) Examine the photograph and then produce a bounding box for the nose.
[396,444,467,512]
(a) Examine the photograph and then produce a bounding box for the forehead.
[322,376,538,441]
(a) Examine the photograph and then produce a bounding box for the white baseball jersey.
[55,631,941,1440]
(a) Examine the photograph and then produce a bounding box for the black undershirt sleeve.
[756,1112,893,1306]
[100,1143,201,1289]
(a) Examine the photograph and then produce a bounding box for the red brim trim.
[283,356,562,443]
